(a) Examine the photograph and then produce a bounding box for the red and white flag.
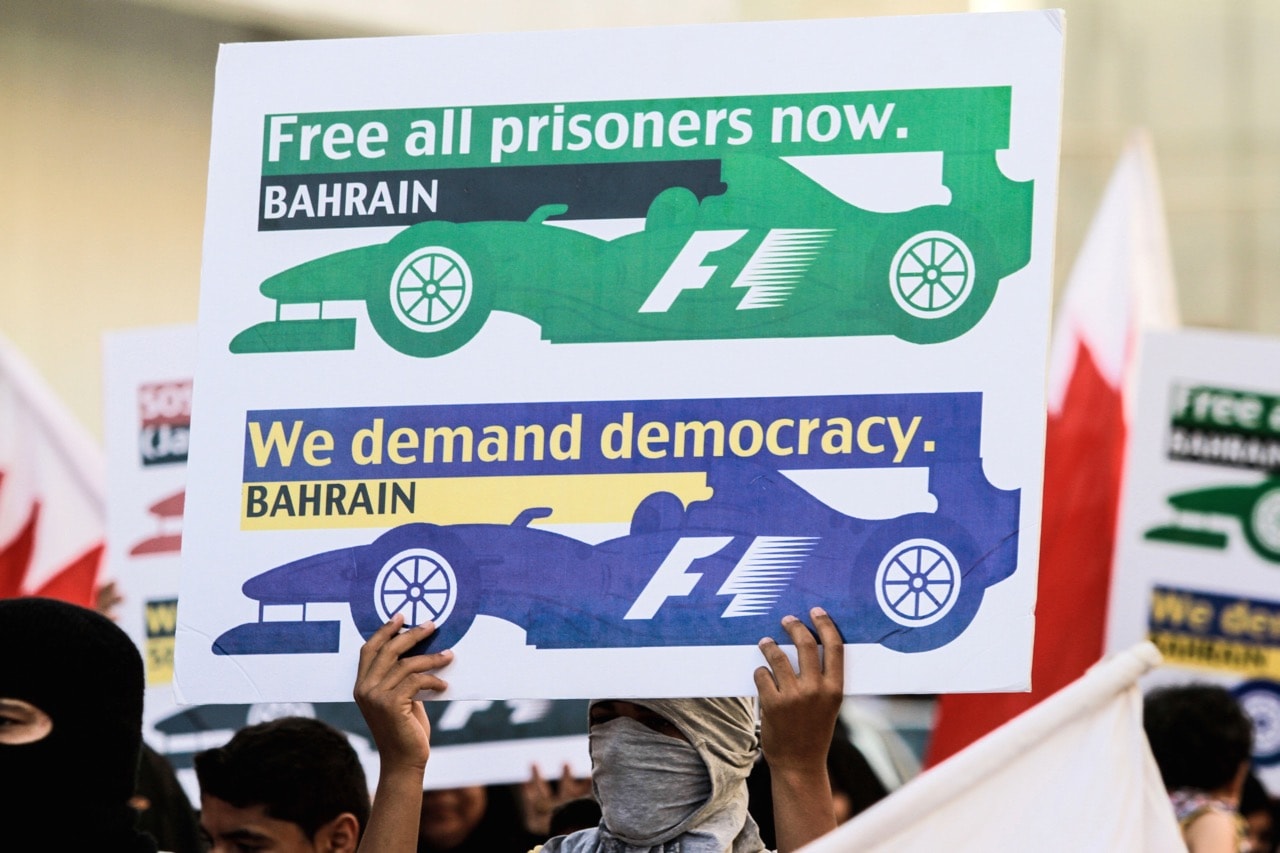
[926,132,1180,764]
[0,334,106,606]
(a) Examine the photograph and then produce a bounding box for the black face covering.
[0,597,155,851]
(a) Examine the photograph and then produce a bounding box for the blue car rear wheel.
[859,515,982,653]
[875,537,961,627]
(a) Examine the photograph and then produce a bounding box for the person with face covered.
[354,607,843,853]
[0,596,158,852]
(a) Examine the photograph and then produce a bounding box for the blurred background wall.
[2,0,1277,436]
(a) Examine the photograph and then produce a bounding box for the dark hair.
[1143,684,1253,792]
[826,720,889,815]
[135,743,204,853]
[194,717,370,838]
[746,719,887,847]
[1241,770,1270,816]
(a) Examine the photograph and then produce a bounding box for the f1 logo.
[639,228,832,314]
[625,535,816,620]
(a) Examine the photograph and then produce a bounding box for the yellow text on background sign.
[144,598,178,686]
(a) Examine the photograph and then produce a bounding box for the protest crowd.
[2,594,865,852]
[6,590,1280,852]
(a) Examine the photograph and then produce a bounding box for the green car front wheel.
[392,246,473,331]
[366,244,492,357]
[1246,486,1280,563]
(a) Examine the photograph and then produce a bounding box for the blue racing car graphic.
[213,460,1019,656]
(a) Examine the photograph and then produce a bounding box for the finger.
[367,622,438,681]
[411,700,430,732]
[360,617,440,691]
[404,671,449,695]
[757,635,798,688]
[357,614,405,675]
[377,649,454,696]
[357,667,449,707]
[782,614,821,680]
[389,648,455,681]
[528,763,551,797]
[559,762,575,791]
[811,606,845,686]
[753,664,779,699]
[392,647,454,674]
[381,620,439,657]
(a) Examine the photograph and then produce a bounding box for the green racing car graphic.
[1145,476,1280,564]
[231,151,1032,358]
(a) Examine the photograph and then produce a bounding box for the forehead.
[591,699,661,719]
[200,794,314,850]
[590,700,687,741]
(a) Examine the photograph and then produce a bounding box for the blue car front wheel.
[350,524,478,649]
[374,547,459,628]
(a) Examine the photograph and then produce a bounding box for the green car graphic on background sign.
[231,95,1033,358]
[1146,477,1280,564]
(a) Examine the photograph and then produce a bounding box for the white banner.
[804,644,1182,852]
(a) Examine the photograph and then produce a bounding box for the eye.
[636,711,685,741]
[588,704,616,726]
[0,699,52,745]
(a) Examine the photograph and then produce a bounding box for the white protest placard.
[105,326,589,793]
[104,326,202,797]
[1107,328,1280,789]
[178,13,1065,702]
[104,326,194,695]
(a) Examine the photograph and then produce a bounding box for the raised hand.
[519,762,593,837]
[354,615,454,853]
[354,614,452,772]
[754,606,845,853]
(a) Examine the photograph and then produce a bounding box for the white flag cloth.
[0,333,106,602]
[803,643,1185,853]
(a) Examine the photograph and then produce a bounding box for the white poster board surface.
[178,13,1065,702]
[1107,328,1280,788]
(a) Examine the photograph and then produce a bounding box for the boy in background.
[195,716,370,853]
